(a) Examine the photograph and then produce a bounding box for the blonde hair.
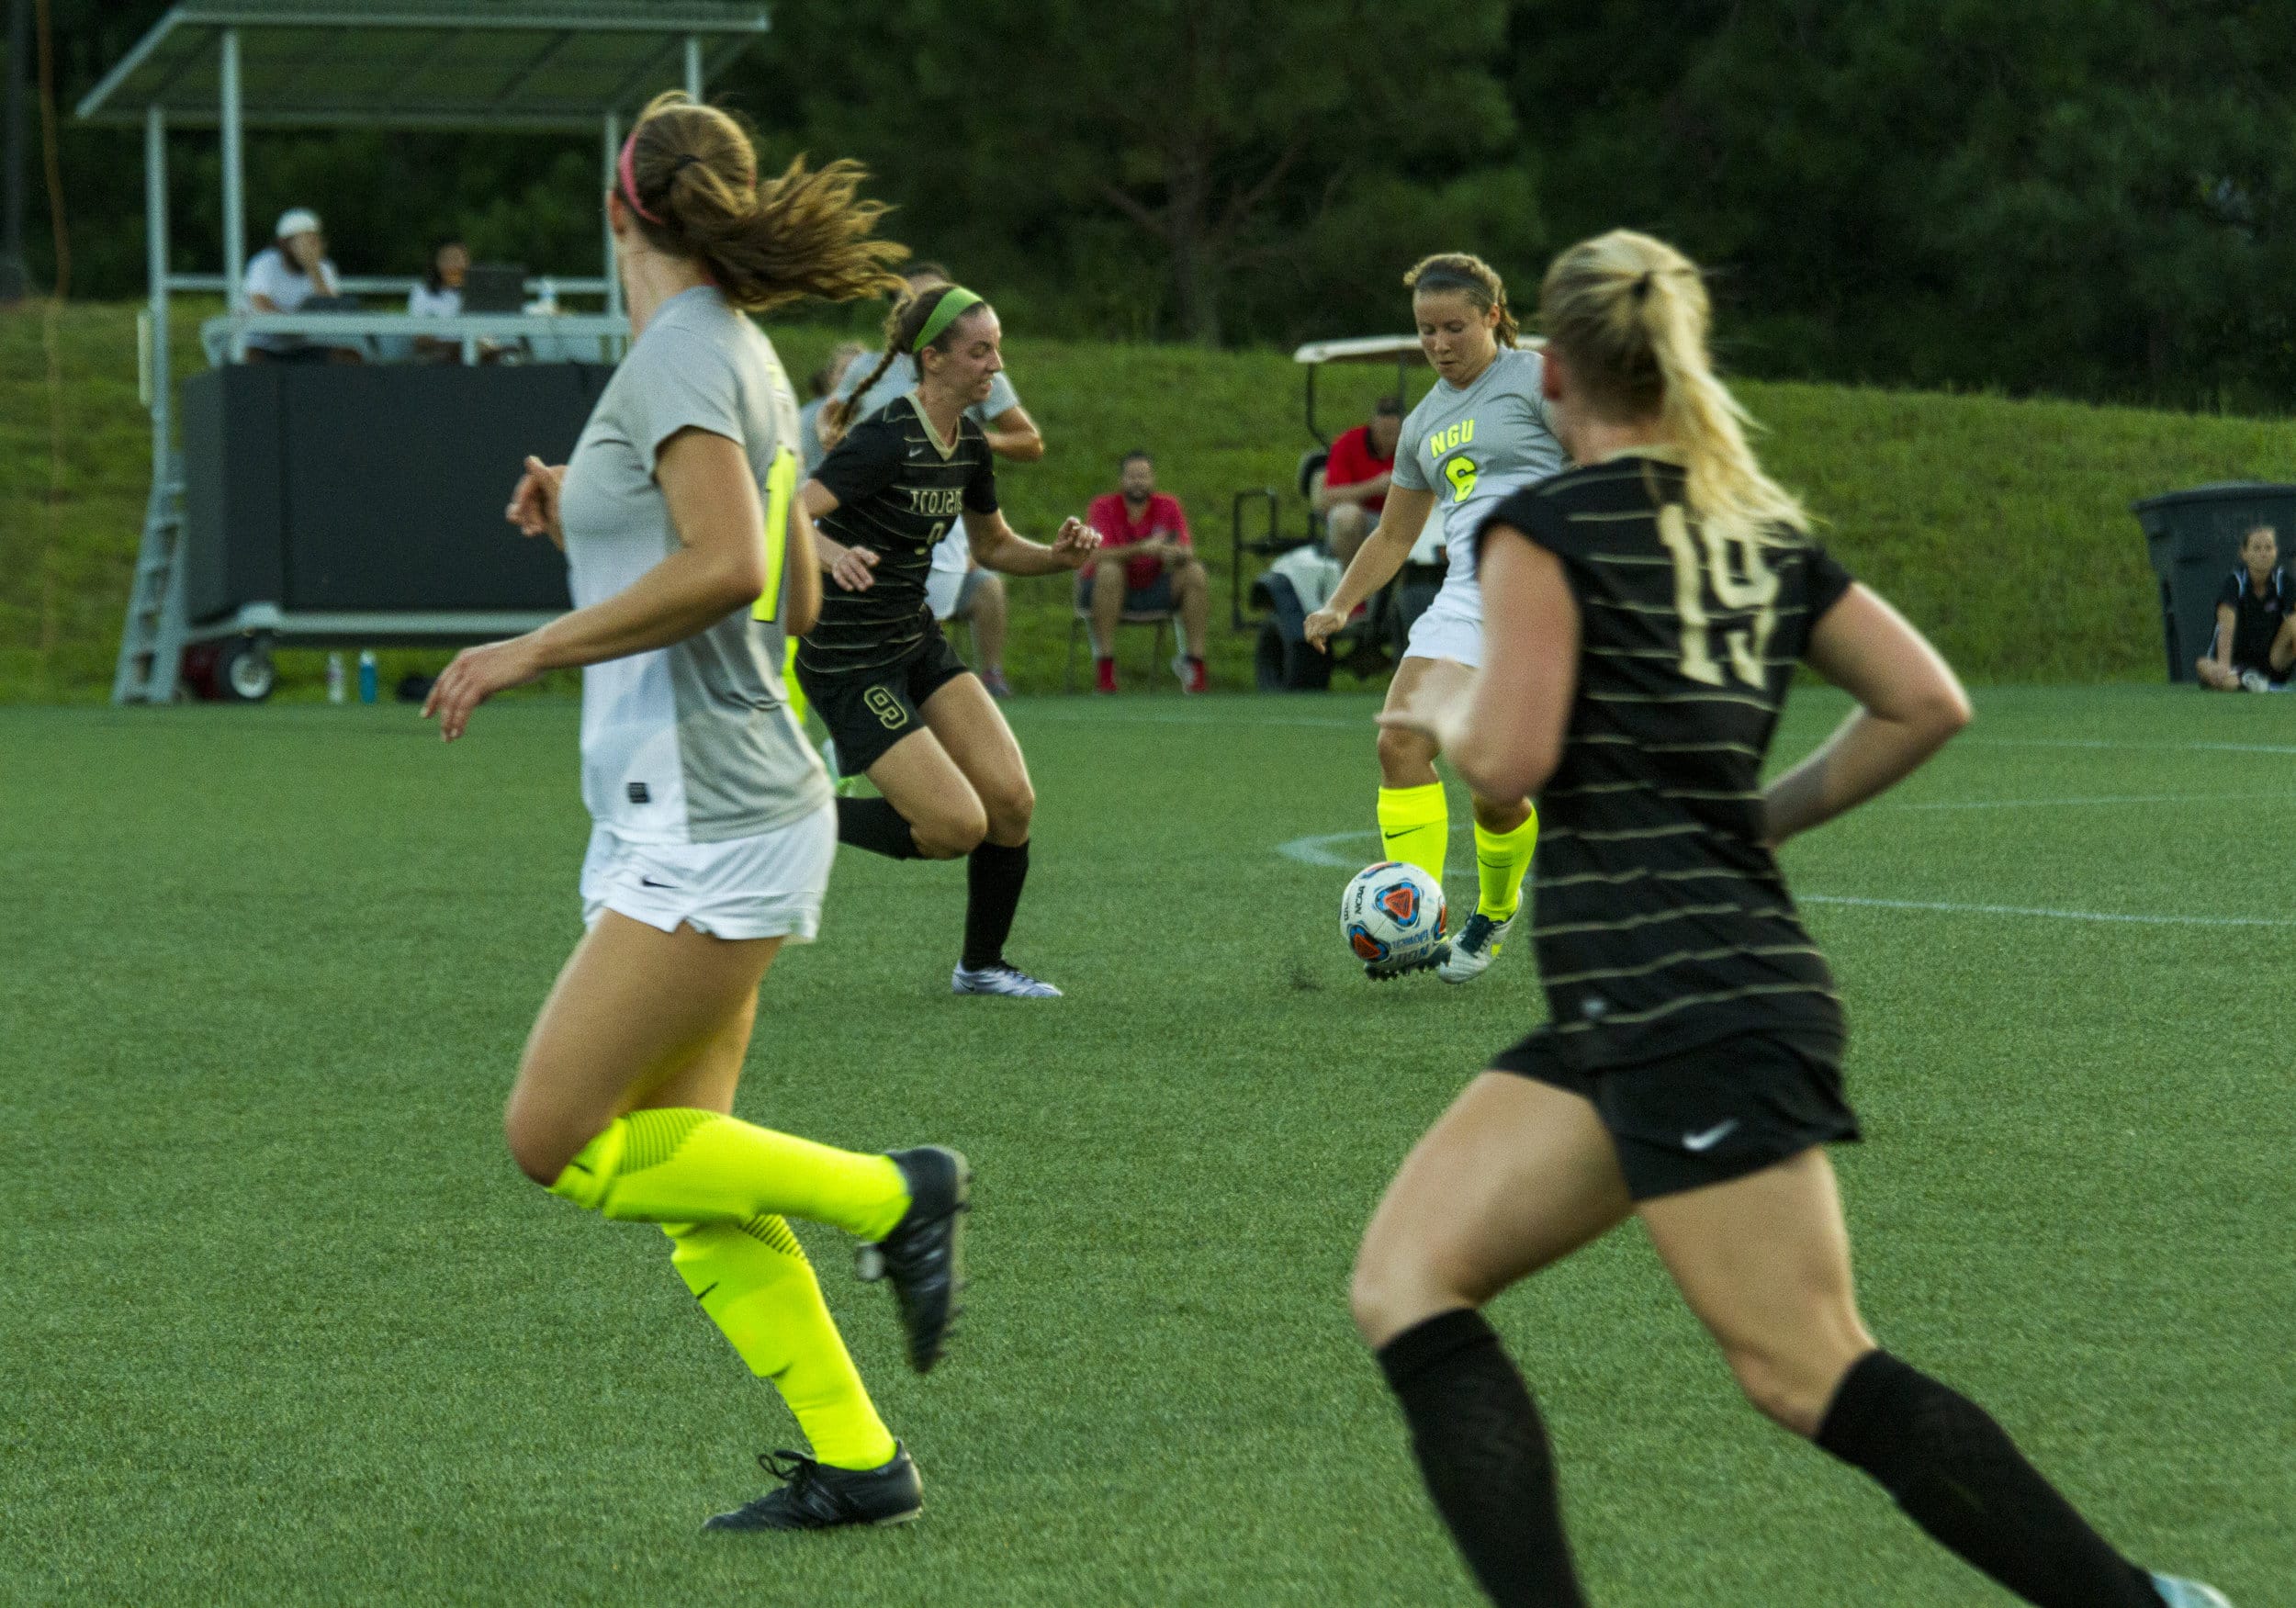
[620,91,908,312]
[1538,229,1809,542]
[1403,252,1519,348]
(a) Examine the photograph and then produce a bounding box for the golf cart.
[1231,337,1446,691]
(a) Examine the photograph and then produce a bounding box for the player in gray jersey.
[1355,229,2232,1608]
[1305,253,1565,985]
[421,92,969,1537]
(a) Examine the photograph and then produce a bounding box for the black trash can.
[2131,482,2296,682]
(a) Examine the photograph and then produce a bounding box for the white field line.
[1964,736,2296,757]
[1018,703,2296,756]
[1797,895,2296,929]
[1888,790,2290,811]
[1275,822,2296,928]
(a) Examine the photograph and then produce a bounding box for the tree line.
[13,0,2296,411]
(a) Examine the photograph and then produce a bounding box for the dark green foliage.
[1,687,2288,1602]
[14,2,2296,404]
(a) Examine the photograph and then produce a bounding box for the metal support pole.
[684,36,703,99]
[602,112,622,322]
[220,28,245,323]
[146,106,169,451]
[1,0,31,300]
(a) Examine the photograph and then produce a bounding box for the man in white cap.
[243,207,348,362]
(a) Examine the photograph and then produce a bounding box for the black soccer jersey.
[803,393,999,676]
[2214,565,2291,669]
[1480,451,1856,1071]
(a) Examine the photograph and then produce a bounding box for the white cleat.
[951,962,1063,998]
[1436,911,1514,984]
[2152,1577,2234,1608]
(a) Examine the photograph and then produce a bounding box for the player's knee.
[911,800,988,859]
[1349,1235,1460,1348]
[1376,722,1432,782]
[1720,1342,1845,1437]
[503,1101,577,1187]
[982,777,1034,840]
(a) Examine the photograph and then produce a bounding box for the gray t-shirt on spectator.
[557,286,828,844]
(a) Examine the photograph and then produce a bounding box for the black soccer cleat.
[855,1146,971,1374]
[702,1446,922,1531]
[1365,941,1450,982]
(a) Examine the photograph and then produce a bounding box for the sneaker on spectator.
[1095,658,1118,695]
[2241,669,2271,692]
[981,668,1011,698]
[1171,654,1208,694]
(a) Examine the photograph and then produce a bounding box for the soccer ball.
[1340,861,1446,971]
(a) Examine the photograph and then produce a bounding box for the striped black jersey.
[1479,450,1856,1070]
[802,393,998,676]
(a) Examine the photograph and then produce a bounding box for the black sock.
[1816,1351,2164,1608]
[961,839,1029,971]
[836,797,920,860]
[1376,1310,1587,1608]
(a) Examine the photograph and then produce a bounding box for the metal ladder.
[110,452,188,703]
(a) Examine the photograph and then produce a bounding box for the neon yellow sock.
[550,1110,908,1242]
[1377,782,1449,884]
[1472,805,1539,925]
[665,1217,897,1470]
[782,638,810,730]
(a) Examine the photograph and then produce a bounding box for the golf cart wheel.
[212,634,276,703]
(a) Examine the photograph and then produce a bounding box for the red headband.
[616,129,663,226]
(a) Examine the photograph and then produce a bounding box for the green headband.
[914,286,985,352]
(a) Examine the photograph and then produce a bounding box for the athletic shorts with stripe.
[793,624,973,776]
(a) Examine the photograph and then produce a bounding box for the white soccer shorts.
[579,800,836,942]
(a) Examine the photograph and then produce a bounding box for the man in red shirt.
[1083,451,1210,692]
[1311,395,1403,564]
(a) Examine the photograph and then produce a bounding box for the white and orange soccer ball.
[1340,860,1446,973]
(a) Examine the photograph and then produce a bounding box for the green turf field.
[3,686,2288,1605]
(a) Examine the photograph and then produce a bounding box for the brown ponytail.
[619,90,908,313]
[1538,229,1810,545]
[1402,252,1519,348]
[819,280,991,439]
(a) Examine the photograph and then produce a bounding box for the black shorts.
[1491,1027,1861,1201]
[795,626,973,775]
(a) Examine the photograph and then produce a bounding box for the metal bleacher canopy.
[80,1,773,703]
[75,0,771,130]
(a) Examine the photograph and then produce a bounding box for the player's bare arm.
[1305,483,1437,651]
[427,428,768,740]
[1761,583,1972,845]
[967,510,1101,576]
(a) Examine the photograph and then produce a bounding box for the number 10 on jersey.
[752,446,799,624]
[1655,504,1780,688]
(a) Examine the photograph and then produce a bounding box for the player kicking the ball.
[796,280,1099,998]
[424,94,966,1534]
[1351,228,2232,1608]
[1306,253,1565,985]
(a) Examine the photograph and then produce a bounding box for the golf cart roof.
[1292,336,1425,366]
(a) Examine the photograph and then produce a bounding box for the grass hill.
[6,299,2294,701]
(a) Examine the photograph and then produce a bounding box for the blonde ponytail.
[1538,231,1809,545]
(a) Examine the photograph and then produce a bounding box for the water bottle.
[326,652,345,703]
[357,649,378,704]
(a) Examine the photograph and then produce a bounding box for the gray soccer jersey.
[1392,345,1565,592]
[557,286,831,845]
